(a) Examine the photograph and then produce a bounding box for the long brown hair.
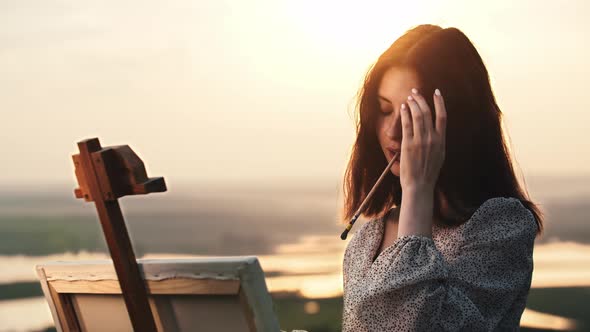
[341,24,544,235]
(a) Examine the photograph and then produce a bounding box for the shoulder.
[344,217,381,256]
[471,197,531,219]
[352,214,383,241]
[461,197,537,246]
[469,197,537,229]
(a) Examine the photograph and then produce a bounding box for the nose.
[385,108,403,140]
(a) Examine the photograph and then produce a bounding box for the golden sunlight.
[520,308,579,331]
[3,237,589,331]
[280,0,440,61]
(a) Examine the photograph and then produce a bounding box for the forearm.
[397,187,435,239]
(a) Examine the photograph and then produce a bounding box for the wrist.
[398,187,435,238]
[402,185,435,200]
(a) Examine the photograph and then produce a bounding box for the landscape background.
[1,0,589,331]
[1,176,590,331]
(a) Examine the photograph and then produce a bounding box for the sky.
[1,0,589,188]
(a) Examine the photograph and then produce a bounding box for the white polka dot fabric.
[342,197,537,331]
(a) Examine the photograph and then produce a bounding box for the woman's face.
[375,66,421,176]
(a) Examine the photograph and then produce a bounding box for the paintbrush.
[340,151,400,240]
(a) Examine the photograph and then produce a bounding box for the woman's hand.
[395,88,447,239]
[399,88,447,193]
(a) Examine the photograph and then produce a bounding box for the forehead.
[377,67,421,103]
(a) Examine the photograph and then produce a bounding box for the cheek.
[375,119,385,137]
[375,126,383,145]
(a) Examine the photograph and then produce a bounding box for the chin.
[390,164,400,177]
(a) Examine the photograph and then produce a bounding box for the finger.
[433,88,447,136]
[406,95,425,139]
[411,88,433,133]
[400,103,413,139]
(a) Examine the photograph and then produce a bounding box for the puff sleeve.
[342,197,537,331]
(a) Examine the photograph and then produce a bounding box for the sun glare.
[281,0,440,61]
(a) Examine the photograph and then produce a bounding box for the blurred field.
[1,177,589,331]
[1,283,588,331]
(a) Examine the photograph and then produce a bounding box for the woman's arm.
[395,88,446,239]
[397,187,435,239]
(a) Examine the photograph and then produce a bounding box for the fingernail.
[407,95,413,101]
[401,103,406,110]
[435,88,441,96]
[411,88,418,94]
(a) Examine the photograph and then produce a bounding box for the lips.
[387,147,401,155]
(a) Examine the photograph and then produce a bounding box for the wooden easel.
[72,138,166,331]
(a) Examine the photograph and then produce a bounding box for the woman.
[341,24,544,331]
